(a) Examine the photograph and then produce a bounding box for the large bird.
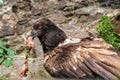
[25,18,120,80]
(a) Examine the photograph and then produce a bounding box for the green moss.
[96,77,103,80]
[97,16,120,51]
[18,50,26,56]
[0,73,10,80]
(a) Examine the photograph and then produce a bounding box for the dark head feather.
[32,18,67,53]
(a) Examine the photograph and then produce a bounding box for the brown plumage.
[30,18,120,80]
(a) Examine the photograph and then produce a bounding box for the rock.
[106,9,120,17]
[16,20,32,34]
[29,37,43,58]
[0,25,13,37]
[47,13,66,24]
[80,6,106,15]
[0,56,49,80]
[12,0,32,12]
[99,0,120,9]
[112,14,120,34]
[0,6,12,15]
[74,0,84,2]
[31,8,42,16]
[12,0,32,20]
[0,21,3,27]
[2,14,11,20]
[49,0,58,4]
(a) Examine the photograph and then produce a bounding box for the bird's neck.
[40,36,81,53]
[43,37,81,63]
[38,29,67,53]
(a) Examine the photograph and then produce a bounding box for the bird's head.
[23,18,49,48]
[31,18,58,39]
[24,18,66,52]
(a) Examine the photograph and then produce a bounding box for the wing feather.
[44,39,120,79]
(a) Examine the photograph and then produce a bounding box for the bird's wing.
[46,39,120,80]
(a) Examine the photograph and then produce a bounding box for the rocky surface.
[0,0,120,79]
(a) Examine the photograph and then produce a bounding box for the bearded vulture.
[26,18,120,80]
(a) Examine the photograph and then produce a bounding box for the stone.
[0,21,3,28]
[2,14,11,20]
[47,13,66,24]
[0,25,13,37]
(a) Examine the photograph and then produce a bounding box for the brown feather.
[31,18,120,80]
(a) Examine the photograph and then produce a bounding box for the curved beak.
[31,31,36,40]
[30,29,44,40]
